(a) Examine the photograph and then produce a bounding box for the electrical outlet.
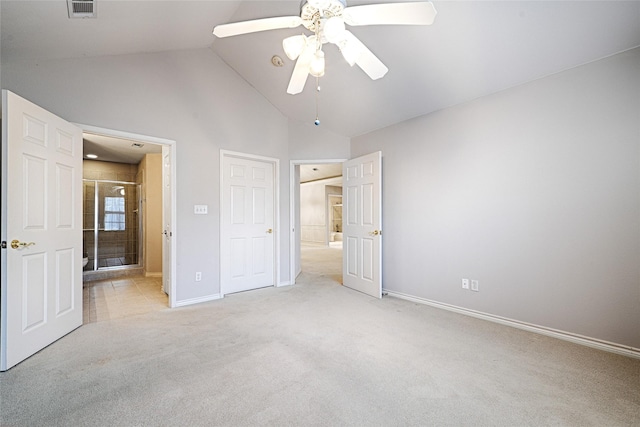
[195,272,202,282]
[462,278,470,290]
[471,280,479,292]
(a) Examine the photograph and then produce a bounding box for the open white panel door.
[1,90,83,371]
[162,145,172,298]
[342,151,382,298]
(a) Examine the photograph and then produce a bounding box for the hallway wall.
[300,177,342,244]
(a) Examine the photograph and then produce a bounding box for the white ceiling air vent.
[67,0,96,19]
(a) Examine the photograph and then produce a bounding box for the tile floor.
[83,276,168,324]
[82,244,339,325]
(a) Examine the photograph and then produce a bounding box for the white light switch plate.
[194,205,208,214]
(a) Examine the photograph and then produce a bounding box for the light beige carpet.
[1,247,638,426]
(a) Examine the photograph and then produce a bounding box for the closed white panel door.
[162,146,172,296]
[343,151,382,298]
[1,90,83,371]
[222,155,275,294]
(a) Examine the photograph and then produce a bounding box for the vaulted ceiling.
[2,1,640,138]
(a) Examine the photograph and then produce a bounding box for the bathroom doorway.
[82,134,161,281]
[79,125,177,308]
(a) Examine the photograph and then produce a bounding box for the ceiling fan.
[213,0,437,95]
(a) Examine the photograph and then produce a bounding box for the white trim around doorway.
[75,123,178,308]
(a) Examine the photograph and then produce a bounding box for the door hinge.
[1,241,6,249]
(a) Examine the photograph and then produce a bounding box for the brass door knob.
[11,240,36,249]
[267,228,273,234]
[368,230,382,236]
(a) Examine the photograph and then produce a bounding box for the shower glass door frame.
[83,179,142,271]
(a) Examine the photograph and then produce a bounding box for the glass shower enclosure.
[83,180,142,271]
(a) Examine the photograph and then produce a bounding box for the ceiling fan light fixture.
[283,34,307,60]
[339,39,362,66]
[213,0,437,95]
[309,50,326,77]
[323,16,346,43]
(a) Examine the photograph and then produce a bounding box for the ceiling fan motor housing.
[300,0,347,31]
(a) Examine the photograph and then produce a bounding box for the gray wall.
[1,48,349,302]
[351,48,640,349]
[288,119,350,160]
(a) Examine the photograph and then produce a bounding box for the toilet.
[82,254,89,268]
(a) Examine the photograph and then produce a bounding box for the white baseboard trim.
[174,294,222,307]
[145,272,162,278]
[384,290,640,360]
[277,281,293,287]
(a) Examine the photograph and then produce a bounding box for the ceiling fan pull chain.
[315,77,321,126]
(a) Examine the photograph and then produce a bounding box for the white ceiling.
[83,133,162,164]
[300,163,343,183]
[2,1,639,138]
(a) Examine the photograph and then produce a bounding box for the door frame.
[76,124,178,308]
[289,159,347,285]
[220,150,280,296]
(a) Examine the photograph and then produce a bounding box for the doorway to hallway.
[291,152,383,297]
[301,242,343,284]
[293,162,345,285]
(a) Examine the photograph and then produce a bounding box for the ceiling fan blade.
[287,42,315,95]
[343,2,437,26]
[213,16,303,38]
[340,31,388,80]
